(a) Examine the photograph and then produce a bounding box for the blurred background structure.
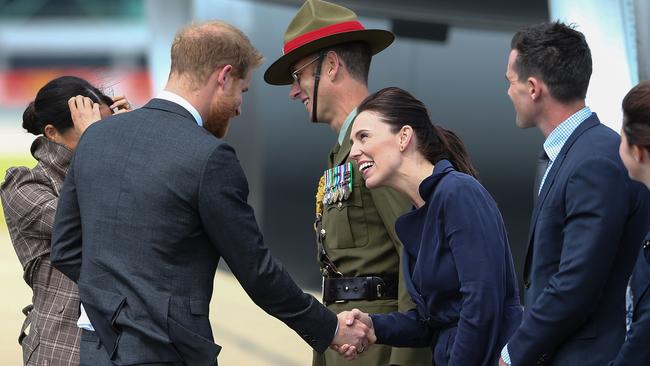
[0,0,648,364]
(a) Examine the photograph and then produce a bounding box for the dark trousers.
[80,330,188,366]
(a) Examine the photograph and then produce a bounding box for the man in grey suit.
[50,21,372,366]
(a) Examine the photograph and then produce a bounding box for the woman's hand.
[68,95,101,135]
[110,95,133,114]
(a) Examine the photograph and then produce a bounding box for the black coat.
[370,160,522,366]
[610,231,650,365]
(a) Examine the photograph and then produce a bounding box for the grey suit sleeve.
[51,157,83,283]
[197,143,337,353]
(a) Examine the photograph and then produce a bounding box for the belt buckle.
[335,280,348,303]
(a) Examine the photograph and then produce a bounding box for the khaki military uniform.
[312,123,432,366]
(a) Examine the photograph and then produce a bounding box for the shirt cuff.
[501,344,511,365]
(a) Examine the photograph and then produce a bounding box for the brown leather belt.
[322,275,398,304]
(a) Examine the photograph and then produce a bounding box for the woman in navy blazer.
[338,87,522,365]
[612,81,650,365]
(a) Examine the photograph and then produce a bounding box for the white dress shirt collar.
[157,90,204,126]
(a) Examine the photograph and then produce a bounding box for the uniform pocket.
[322,183,368,249]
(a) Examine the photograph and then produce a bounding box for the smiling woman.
[350,87,477,197]
[343,87,522,366]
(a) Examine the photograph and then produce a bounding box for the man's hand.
[345,308,373,329]
[330,310,376,360]
[330,309,376,360]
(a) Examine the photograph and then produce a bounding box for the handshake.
[331,309,374,361]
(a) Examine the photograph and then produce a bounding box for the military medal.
[323,169,330,205]
[321,162,354,206]
[342,162,351,200]
[335,165,342,202]
[326,168,333,204]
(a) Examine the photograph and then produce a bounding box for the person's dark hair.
[323,41,371,84]
[22,76,113,135]
[622,81,650,151]
[510,21,592,103]
[357,87,478,178]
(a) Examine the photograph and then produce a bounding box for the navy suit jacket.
[371,160,522,366]
[507,114,650,365]
[50,99,337,365]
[610,231,650,365]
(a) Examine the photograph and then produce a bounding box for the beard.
[203,96,238,138]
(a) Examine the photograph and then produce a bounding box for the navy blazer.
[507,114,650,365]
[370,160,522,366]
[610,231,650,365]
[50,99,337,365]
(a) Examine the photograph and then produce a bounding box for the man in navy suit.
[499,22,650,365]
[51,21,371,366]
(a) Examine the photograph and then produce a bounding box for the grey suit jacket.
[51,99,337,365]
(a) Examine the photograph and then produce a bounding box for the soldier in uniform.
[264,1,432,365]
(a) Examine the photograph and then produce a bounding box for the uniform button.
[337,202,342,209]
[57,304,65,313]
[320,229,326,236]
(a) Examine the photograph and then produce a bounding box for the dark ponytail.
[22,101,41,135]
[437,126,478,178]
[22,76,112,136]
[357,87,478,178]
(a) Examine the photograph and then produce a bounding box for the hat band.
[283,20,365,55]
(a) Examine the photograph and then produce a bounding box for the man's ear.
[215,64,234,89]
[633,144,647,164]
[527,76,542,101]
[325,51,341,81]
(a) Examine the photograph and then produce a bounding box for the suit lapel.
[633,235,650,309]
[523,114,600,275]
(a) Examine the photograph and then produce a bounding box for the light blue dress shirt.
[537,106,593,195]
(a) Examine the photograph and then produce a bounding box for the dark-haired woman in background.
[0,76,130,365]
[339,87,522,365]
[611,81,650,366]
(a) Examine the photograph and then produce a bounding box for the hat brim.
[264,29,394,85]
